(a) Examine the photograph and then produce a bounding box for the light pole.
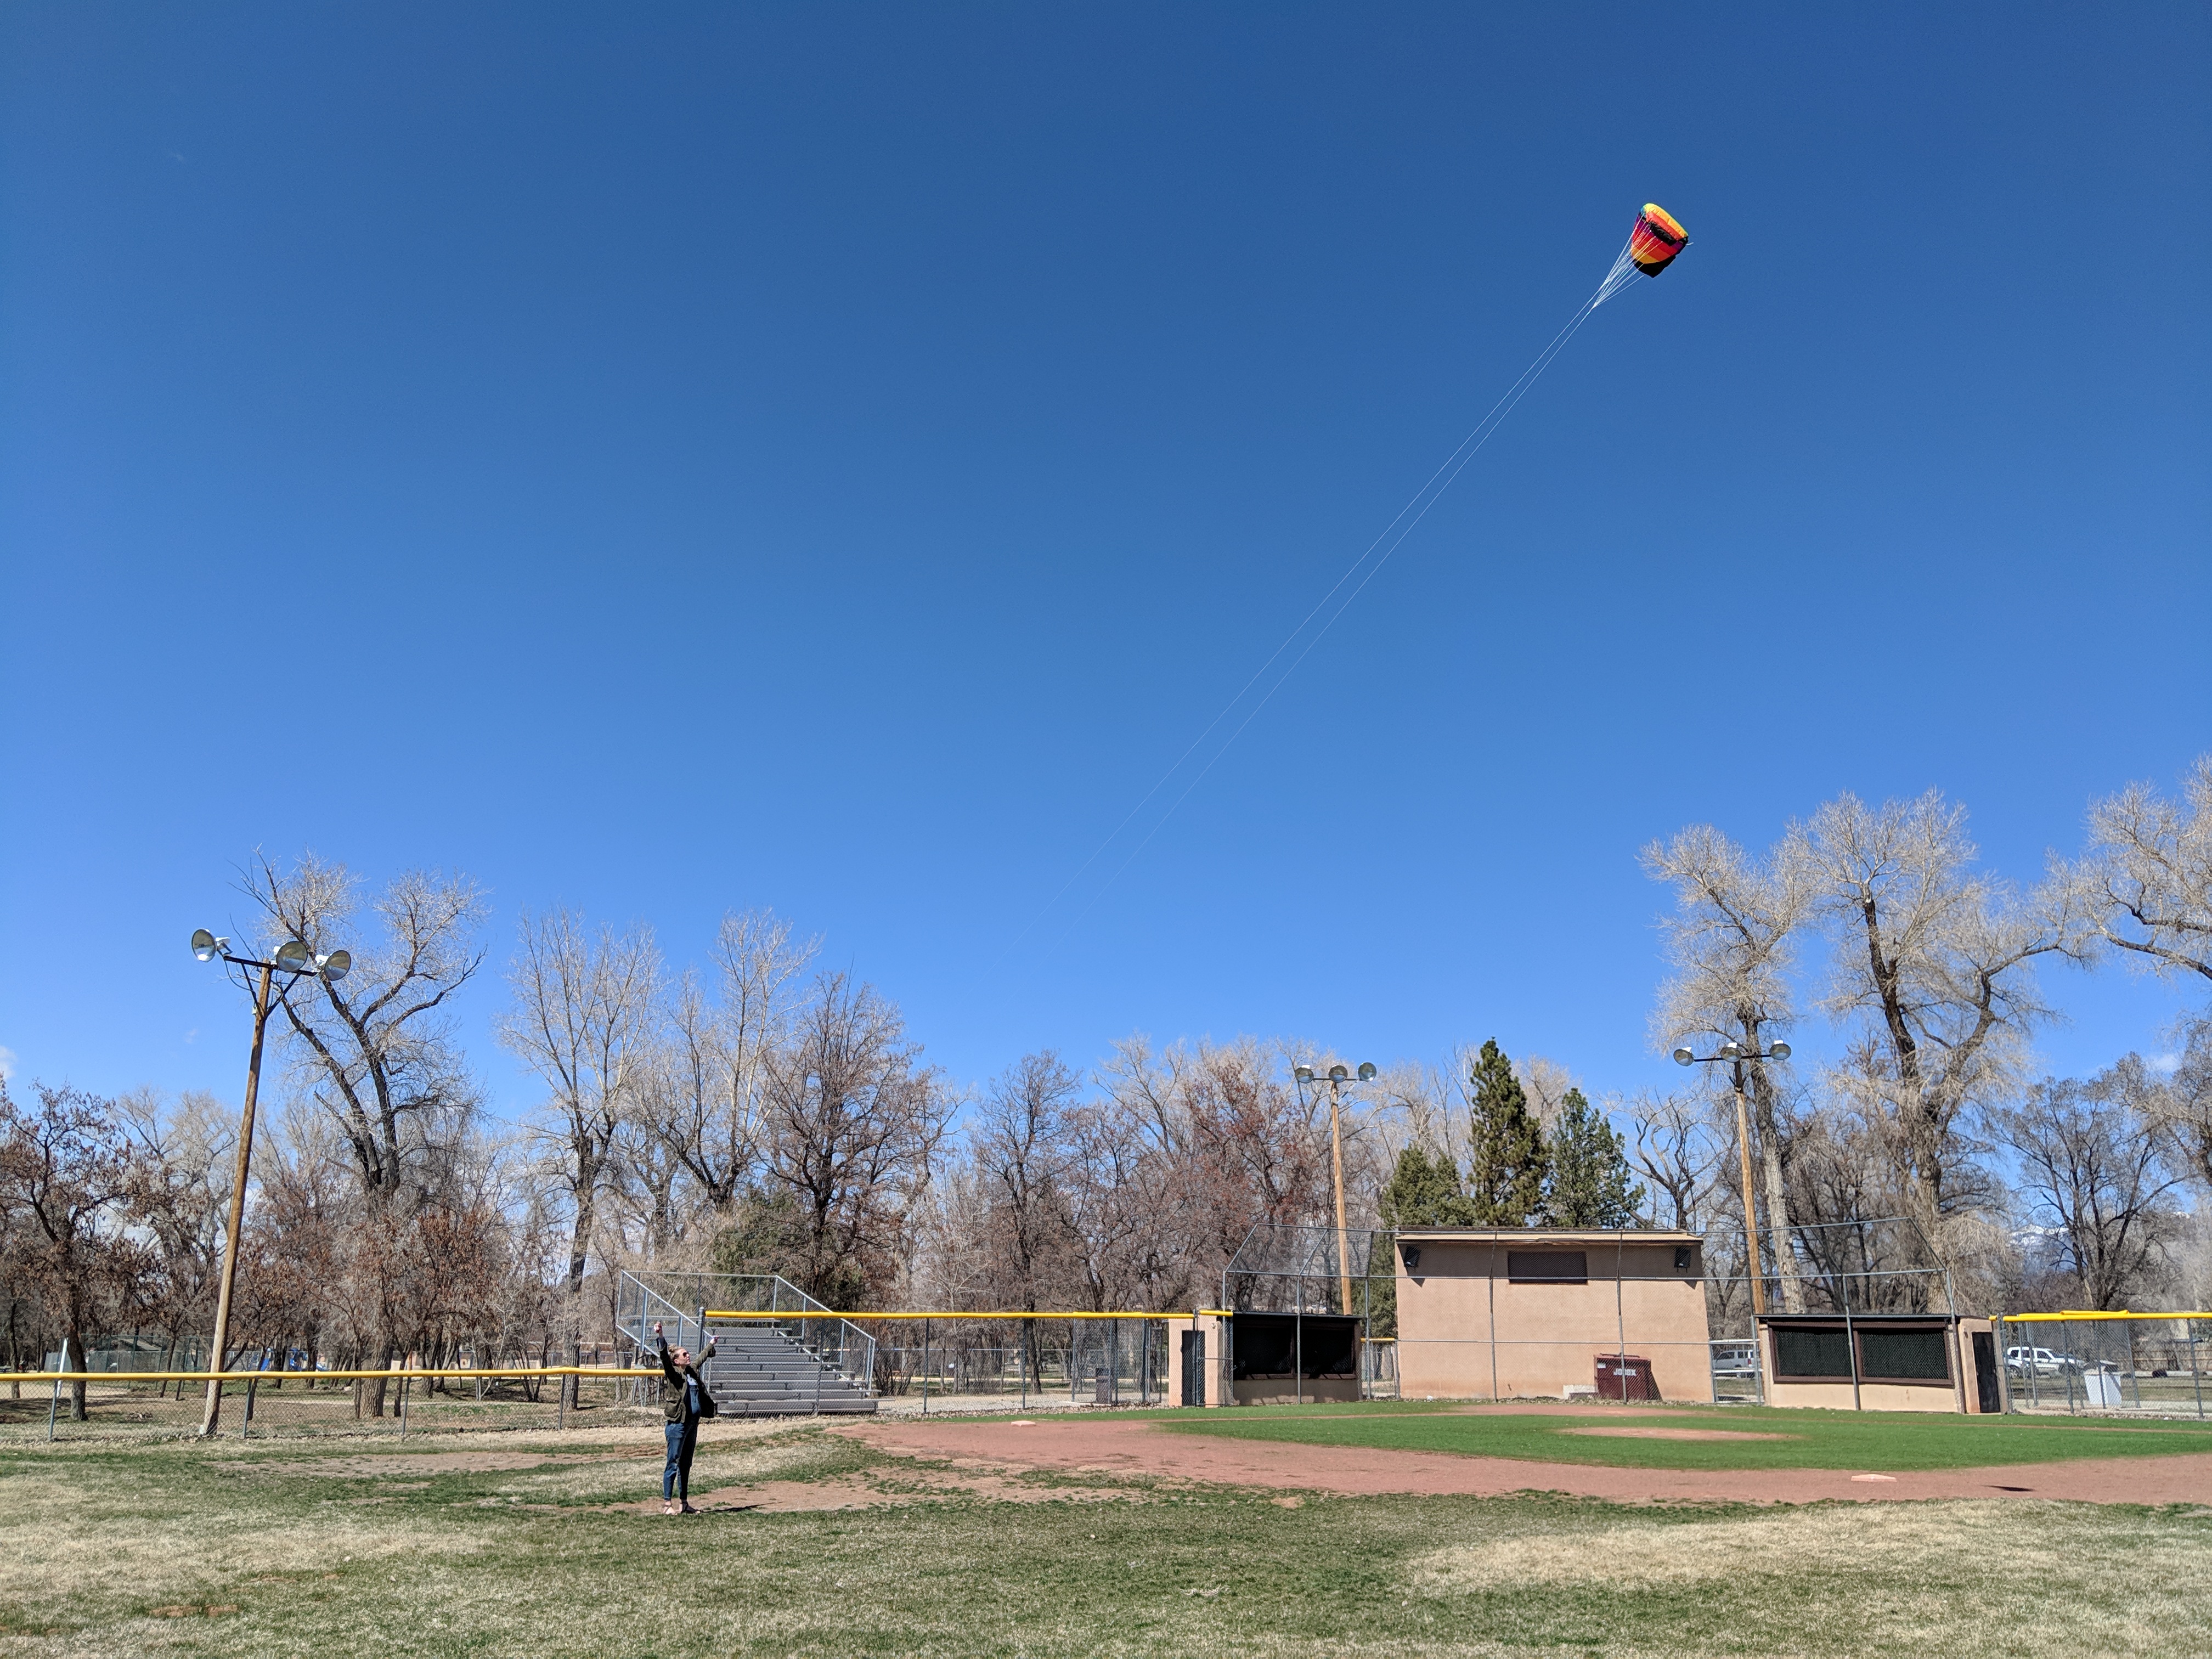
[1672,1040,1790,1317]
[1293,1060,1376,1316]
[189,927,349,1436]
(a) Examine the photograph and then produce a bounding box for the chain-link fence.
[0,1361,669,1443]
[1994,1312,2210,1418]
[860,1316,1172,1407]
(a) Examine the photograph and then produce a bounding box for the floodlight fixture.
[1672,1046,1694,1066]
[1357,1062,1376,1082]
[1294,1064,1314,1082]
[274,939,312,973]
[1769,1041,1791,1061]
[191,929,228,963]
[1718,1040,1744,1060]
[1328,1064,1349,1082]
[317,950,352,981]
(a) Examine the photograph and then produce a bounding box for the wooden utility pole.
[201,961,275,1437]
[1328,1076,1353,1316]
[1733,1069,1768,1317]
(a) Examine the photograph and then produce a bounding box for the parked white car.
[1711,1341,1759,1379]
[2005,1345,2080,1376]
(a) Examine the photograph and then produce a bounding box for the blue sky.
[3,4,2206,1120]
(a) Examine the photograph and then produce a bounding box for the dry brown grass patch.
[1408,1501,2202,1595]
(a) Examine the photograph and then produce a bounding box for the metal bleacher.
[618,1269,878,1418]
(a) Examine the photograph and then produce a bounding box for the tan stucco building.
[1393,1228,1714,1403]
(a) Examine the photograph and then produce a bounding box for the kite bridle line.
[1007,232,1656,958]
[1590,234,1650,309]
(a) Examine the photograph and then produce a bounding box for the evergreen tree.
[1464,1039,1549,1225]
[1380,1146,1476,1228]
[1544,1087,1646,1227]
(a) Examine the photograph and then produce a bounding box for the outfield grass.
[1158,1400,2212,1471]
[2,1421,2209,1657]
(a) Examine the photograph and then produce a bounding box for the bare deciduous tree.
[117,1088,234,1389]
[760,973,949,1307]
[1624,1089,1720,1232]
[2073,755,2212,985]
[1644,822,1814,1308]
[1782,792,2092,1269]
[498,908,660,1395]
[631,911,818,1230]
[0,1083,145,1418]
[247,854,487,1210]
[972,1052,1084,1314]
[1996,1058,2186,1310]
[2159,1015,2212,1193]
[1094,1036,1340,1310]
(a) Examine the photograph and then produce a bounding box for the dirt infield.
[839,1413,2212,1506]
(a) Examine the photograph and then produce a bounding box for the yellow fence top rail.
[704,1308,1177,1322]
[0,1365,657,1385]
[697,1307,1302,1321]
[2001,1310,2212,1323]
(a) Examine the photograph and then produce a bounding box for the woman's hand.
[653,1321,663,1336]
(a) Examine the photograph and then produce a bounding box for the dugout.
[1225,1312,1363,1405]
[1159,1310,1364,1406]
[1757,1312,2000,1414]
[1392,1228,1713,1403]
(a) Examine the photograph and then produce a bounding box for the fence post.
[2189,1321,2204,1421]
[921,1319,930,1415]
[47,1339,66,1442]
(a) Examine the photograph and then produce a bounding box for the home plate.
[1850,1474,1899,1483]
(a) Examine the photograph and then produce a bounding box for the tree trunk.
[1750,1100,1804,1314]
[562,1169,597,1412]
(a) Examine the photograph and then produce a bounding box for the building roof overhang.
[1754,1311,1976,1325]
[1391,1228,1704,1245]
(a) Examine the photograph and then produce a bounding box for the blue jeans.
[663,1419,698,1502]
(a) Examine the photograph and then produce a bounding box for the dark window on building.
[1506,1251,1588,1284]
[1859,1327,1951,1383]
[1773,1325,1853,1380]
[1228,1314,1359,1380]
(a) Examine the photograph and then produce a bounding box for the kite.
[1595,203,1691,307]
[1629,204,1691,276]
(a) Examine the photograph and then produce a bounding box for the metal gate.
[1180,1330,1204,1407]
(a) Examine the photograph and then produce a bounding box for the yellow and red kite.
[1628,204,1689,276]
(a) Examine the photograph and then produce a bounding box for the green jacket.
[656,1335,718,1426]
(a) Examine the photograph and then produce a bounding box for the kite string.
[1041,268,1626,942]
[997,285,1605,961]
[1020,255,1639,953]
[1003,263,1627,949]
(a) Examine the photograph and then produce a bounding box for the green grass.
[1160,1398,2212,1471]
[2,1421,2209,1657]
